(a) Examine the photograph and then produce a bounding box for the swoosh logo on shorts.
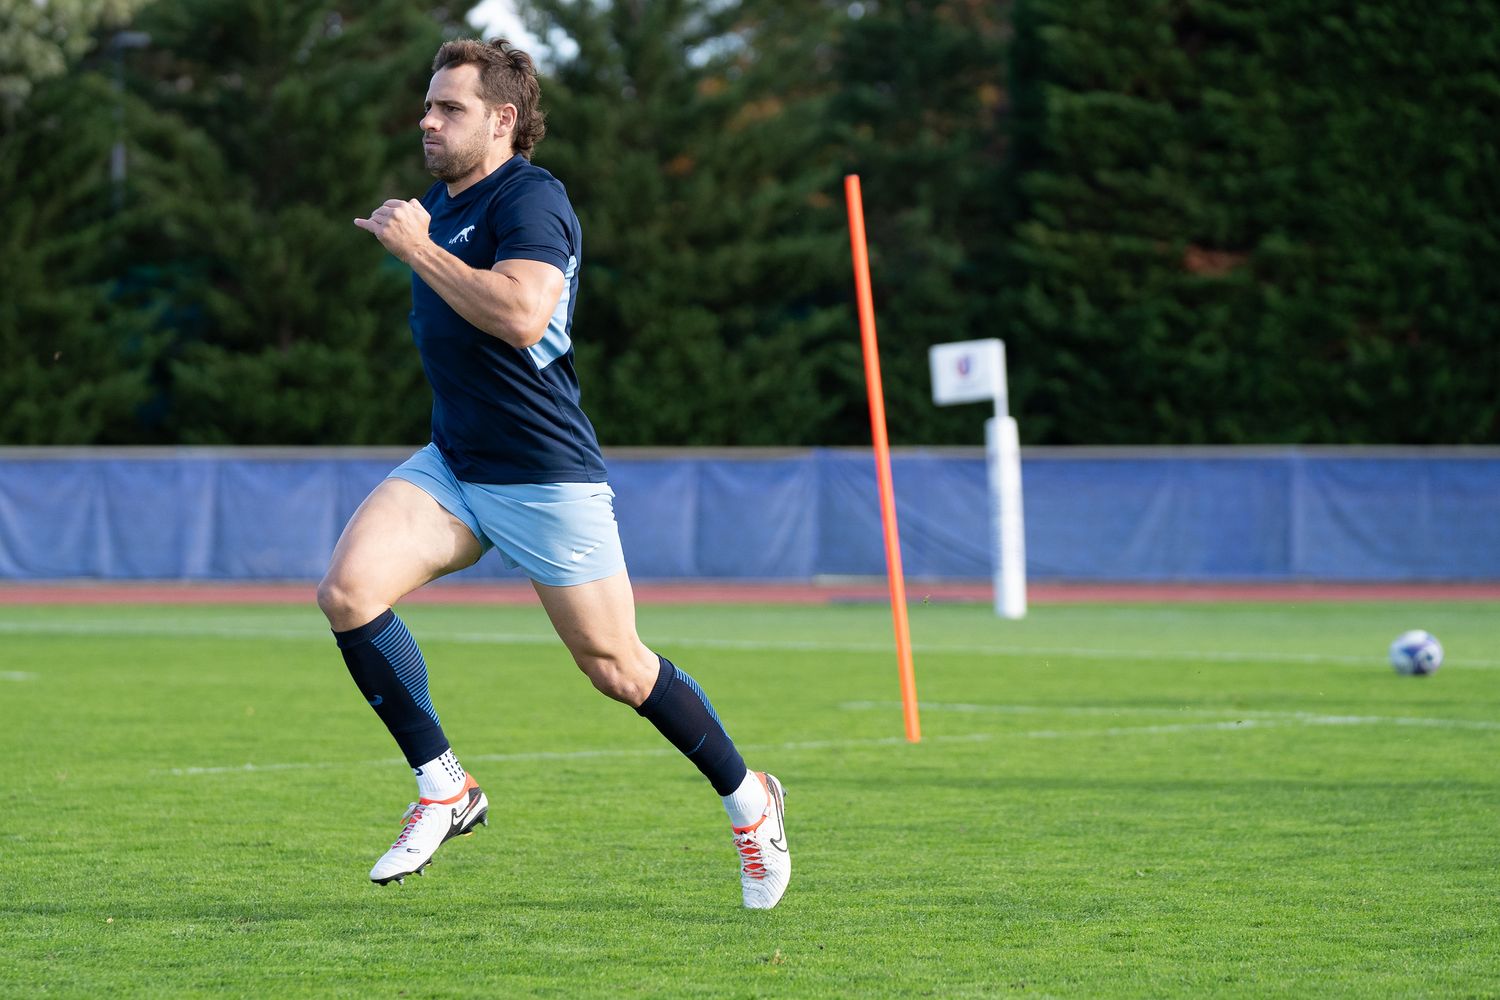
[367,695,384,707]
[569,543,601,562]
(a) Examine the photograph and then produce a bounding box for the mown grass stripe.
[3,618,1497,668]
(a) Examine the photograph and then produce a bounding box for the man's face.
[420,64,498,183]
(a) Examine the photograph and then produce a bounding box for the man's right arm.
[355,198,564,349]
[407,246,564,349]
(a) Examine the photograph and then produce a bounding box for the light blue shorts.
[389,443,627,587]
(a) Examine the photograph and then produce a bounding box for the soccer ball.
[1388,630,1443,676]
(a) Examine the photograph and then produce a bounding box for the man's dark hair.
[432,38,546,159]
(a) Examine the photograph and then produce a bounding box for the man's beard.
[424,126,489,183]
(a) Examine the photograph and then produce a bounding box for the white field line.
[1023,720,1274,738]
[3,618,1498,669]
[842,701,1500,732]
[158,704,1499,778]
[0,671,35,681]
[157,733,999,777]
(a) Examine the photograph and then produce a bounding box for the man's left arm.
[355,198,562,350]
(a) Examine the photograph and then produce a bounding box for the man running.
[322,37,789,909]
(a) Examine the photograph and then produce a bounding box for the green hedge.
[2,0,1494,445]
[1005,0,1500,443]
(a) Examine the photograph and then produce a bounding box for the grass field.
[4,598,1499,998]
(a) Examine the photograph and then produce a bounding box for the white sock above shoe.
[414,748,466,800]
[722,768,770,828]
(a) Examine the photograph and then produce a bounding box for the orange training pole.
[843,174,920,744]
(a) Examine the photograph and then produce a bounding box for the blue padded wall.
[1,448,1496,581]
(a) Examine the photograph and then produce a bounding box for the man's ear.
[494,104,517,138]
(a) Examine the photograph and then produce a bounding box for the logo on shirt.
[448,225,475,244]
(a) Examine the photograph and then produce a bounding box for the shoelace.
[390,803,425,848]
[734,832,766,880]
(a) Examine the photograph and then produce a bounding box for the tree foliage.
[0,0,1495,446]
[116,0,478,443]
[0,71,163,442]
[829,0,1009,444]
[1005,0,1500,443]
[517,0,857,444]
[0,0,149,118]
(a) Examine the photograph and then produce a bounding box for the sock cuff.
[333,608,396,649]
[635,655,675,716]
[706,749,749,797]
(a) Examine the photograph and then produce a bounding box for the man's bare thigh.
[321,478,483,629]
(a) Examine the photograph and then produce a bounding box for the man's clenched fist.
[354,199,432,262]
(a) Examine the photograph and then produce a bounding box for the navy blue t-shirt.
[411,156,607,484]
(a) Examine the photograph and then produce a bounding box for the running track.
[0,581,1496,605]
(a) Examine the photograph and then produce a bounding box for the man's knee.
[317,574,384,632]
[573,644,657,706]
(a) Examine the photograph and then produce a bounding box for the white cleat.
[733,771,790,909]
[369,774,488,886]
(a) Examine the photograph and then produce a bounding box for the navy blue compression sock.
[335,609,449,768]
[636,656,749,796]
